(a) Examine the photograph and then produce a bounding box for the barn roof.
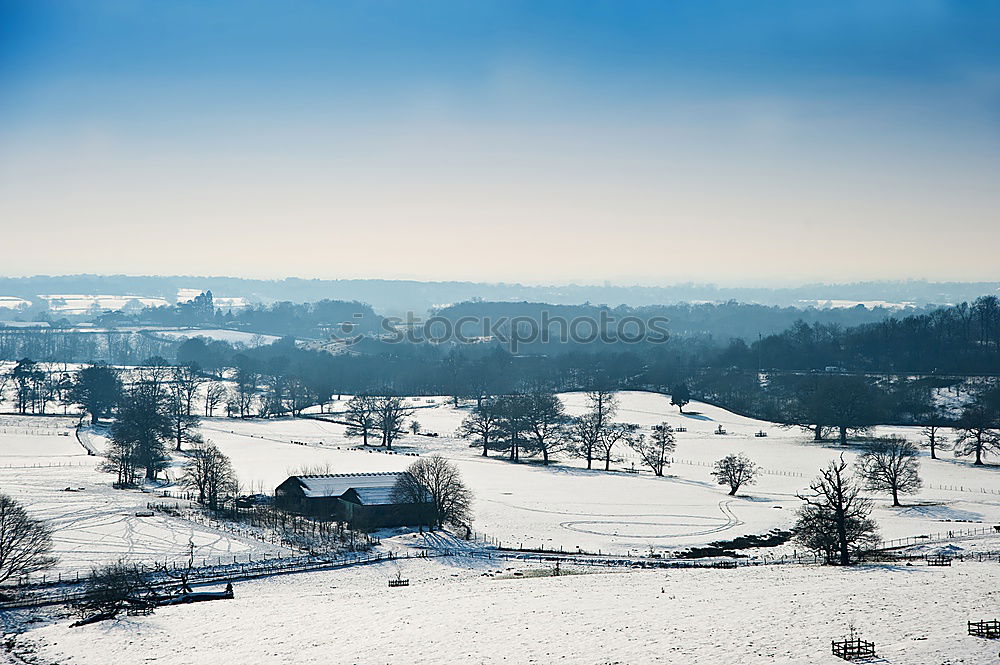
[346,486,399,506]
[286,472,407,499]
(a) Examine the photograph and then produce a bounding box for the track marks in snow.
[560,499,742,539]
[482,497,743,539]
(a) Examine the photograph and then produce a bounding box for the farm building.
[274,472,433,529]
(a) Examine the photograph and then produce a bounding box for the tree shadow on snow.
[734,494,783,503]
[843,562,926,575]
[540,464,718,490]
[922,454,1000,473]
[896,503,983,522]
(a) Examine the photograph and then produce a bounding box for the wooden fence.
[878,526,999,550]
[968,620,1000,638]
[0,550,436,611]
[831,638,875,660]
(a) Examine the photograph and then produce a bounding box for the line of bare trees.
[455,389,682,476]
[343,394,414,448]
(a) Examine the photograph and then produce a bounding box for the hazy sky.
[1,1,999,285]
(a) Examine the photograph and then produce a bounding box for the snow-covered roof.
[289,472,407,499]
[346,486,400,506]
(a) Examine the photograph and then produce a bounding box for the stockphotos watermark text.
[332,311,670,352]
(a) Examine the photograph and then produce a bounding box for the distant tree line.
[432,300,926,348]
[719,296,1000,374]
[690,368,1000,458]
[95,295,383,339]
[4,298,1000,465]
[0,328,178,364]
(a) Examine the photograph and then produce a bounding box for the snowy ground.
[145,328,280,346]
[0,420,291,577]
[7,392,1000,663]
[5,392,1000,569]
[201,392,1000,554]
[11,554,1000,665]
[37,294,170,315]
[0,296,30,311]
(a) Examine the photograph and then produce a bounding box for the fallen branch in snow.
[70,611,117,627]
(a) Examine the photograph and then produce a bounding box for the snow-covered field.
[11,554,1000,665]
[38,294,170,315]
[0,296,29,311]
[198,392,1000,554]
[5,393,1000,565]
[6,391,1000,664]
[796,298,917,309]
[0,420,291,576]
[146,328,280,346]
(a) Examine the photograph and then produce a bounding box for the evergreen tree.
[110,383,171,482]
[670,383,691,414]
[69,364,122,424]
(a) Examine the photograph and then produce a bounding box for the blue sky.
[1,1,999,284]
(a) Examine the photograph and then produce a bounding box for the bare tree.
[393,456,472,530]
[629,423,675,476]
[344,395,378,446]
[587,389,618,469]
[457,398,501,456]
[74,560,149,618]
[588,389,619,426]
[375,395,414,448]
[711,453,759,495]
[54,366,74,415]
[856,436,921,507]
[259,383,284,418]
[10,358,44,414]
[579,390,618,469]
[569,413,602,469]
[823,375,884,445]
[596,422,640,471]
[183,441,238,510]
[173,364,207,416]
[522,391,568,464]
[167,383,203,451]
[795,456,878,565]
[494,393,532,461]
[100,435,140,486]
[234,365,259,418]
[283,376,312,417]
[204,383,228,417]
[35,364,59,414]
[134,358,172,394]
[953,401,1000,466]
[0,493,57,584]
[921,421,949,460]
[778,378,831,441]
[0,370,11,410]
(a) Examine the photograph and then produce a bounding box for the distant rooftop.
[289,472,407,498]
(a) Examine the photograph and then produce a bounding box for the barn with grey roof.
[274,472,433,529]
